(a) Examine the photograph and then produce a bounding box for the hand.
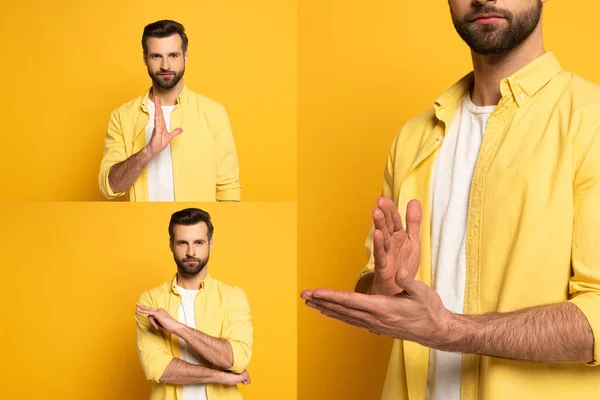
[146,96,183,156]
[301,273,452,348]
[136,304,183,335]
[221,370,251,386]
[371,197,422,296]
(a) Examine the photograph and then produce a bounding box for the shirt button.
[436,136,443,141]
[519,93,525,100]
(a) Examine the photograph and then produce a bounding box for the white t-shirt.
[177,286,208,400]
[426,94,496,400]
[146,99,176,202]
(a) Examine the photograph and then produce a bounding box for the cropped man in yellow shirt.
[302,0,600,399]
[99,20,241,202]
[136,208,253,400]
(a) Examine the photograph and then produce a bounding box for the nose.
[160,58,170,71]
[473,0,495,5]
[186,245,196,257]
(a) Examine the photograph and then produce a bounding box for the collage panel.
[0,202,297,399]
[0,0,296,202]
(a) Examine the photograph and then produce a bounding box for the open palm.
[147,96,183,156]
[372,197,422,296]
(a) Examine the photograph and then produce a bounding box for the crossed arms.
[135,290,252,386]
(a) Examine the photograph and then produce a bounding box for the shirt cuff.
[569,293,599,366]
[216,187,241,202]
[99,167,126,200]
[227,339,250,374]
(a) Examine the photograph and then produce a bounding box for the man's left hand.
[137,305,183,336]
[301,272,454,348]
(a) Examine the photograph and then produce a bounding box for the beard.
[451,2,542,55]
[174,253,209,276]
[147,66,185,89]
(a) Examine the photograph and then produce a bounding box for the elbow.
[227,340,252,374]
[99,165,123,200]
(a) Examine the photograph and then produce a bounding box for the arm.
[137,288,252,373]
[108,147,154,194]
[99,97,182,198]
[175,325,234,370]
[214,105,241,201]
[441,302,593,363]
[159,358,250,385]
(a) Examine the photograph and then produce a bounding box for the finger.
[405,200,422,242]
[306,298,377,326]
[378,197,396,236]
[373,229,388,270]
[300,289,314,300]
[373,208,391,251]
[379,197,403,232]
[312,303,373,331]
[169,128,183,138]
[154,97,166,130]
[310,288,381,313]
[136,306,155,316]
[148,316,160,330]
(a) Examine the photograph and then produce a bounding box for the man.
[99,20,241,202]
[302,0,600,399]
[136,208,252,400]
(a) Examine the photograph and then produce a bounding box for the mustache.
[182,257,201,262]
[465,6,512,22]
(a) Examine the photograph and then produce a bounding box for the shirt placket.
[460,92,515,400]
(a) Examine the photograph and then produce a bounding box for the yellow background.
[0,0,296,202]
[297,1,600,399]
[0,202,297,400]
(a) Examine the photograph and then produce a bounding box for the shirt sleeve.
[568,128,600,366]
[223,288,253,373]
[214,105,241,201]
[135,292,175,381]
[98,110,127,200]
[360,132,399,278]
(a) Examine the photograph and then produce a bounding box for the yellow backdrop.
[0,0,296,202]
[297,1,600,399]
[0,202,297,400]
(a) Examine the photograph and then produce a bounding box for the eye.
[170,54,179,58]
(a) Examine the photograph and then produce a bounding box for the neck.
[149,79,184,106]
[470,26,545,106]
[177,268,208,290]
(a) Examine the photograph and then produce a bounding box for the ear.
[184,52,188,64]
[169,239,174,252]
[209,238,213,251]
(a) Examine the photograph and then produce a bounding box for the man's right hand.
[221,370,251,386]
[371,197,422,296]
[146,96,183,156]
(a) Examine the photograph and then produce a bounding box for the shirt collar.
[170,270,211,295]
[434,52,563,116]
[140,84,189,113]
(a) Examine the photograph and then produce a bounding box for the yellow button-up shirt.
[362,53,600,400]
[99,86,241,201]
[136,274,253,400]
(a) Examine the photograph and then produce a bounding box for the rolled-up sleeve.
[214,105,241,201]
[98,110,127,200]
[569,129,600,366]
[223,288,253,373]
[135,293,174,381]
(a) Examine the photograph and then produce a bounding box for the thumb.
[170,128,183,138]
[395,268,417,295]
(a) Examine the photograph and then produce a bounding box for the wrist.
[173,322,188,338]
[141,145,157,160]
[432,312,473,352]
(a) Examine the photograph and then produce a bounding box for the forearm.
[177,325,234,370]
[108,147,154,194]
[159,358,230,385]
[439,302,594,363]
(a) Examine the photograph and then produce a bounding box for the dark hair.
[169,208,214,242]
[142,20,188,58]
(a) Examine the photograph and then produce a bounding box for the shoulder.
[210,278,249,302]
[183,88,227,114]
[110,92,146,118]
[137,280,172,306]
